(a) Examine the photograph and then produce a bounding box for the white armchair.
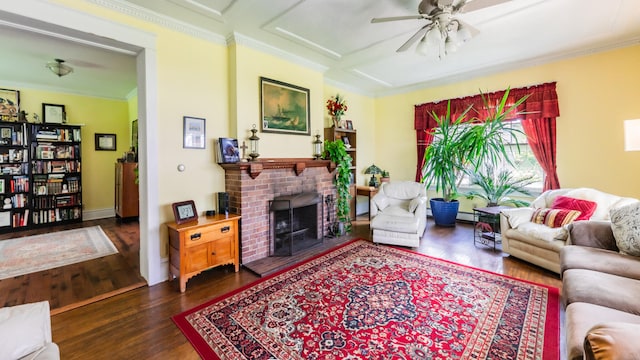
[370,181,427,247]
[0,301,59,360]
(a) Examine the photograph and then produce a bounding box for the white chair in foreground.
[370,181,427,248]
[0,301,60,360]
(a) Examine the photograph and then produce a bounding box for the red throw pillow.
[551,195,597,221]
[531,208,581,228]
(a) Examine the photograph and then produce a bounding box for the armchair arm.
[370,192,388,218]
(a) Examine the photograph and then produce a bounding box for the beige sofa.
[500,188,637,274]
[370,181,427,248]
[0,301,59,360]
[561,221,640,360]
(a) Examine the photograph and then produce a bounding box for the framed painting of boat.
[260,77,310,135]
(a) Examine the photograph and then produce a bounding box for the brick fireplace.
[220,158,335,264]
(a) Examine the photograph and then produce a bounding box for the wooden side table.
[356,185,379,220]
[167,214,241,292]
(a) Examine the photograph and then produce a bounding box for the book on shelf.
[216,138,240,164]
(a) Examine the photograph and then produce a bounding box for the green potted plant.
[421,88,528,226]
[380,170,390,184]
[465,165,535,207]
[324,139,353,235]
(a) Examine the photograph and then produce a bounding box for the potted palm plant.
[421,88,528,226]
[324,139,353,235]
[465,165,536,207]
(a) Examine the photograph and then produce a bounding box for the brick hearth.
[220,159,335,264]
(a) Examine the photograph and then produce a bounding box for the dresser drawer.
[183,221,235,247]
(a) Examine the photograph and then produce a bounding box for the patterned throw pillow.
[610,202,640,256]
[551,195,598,221]
[531,208,581,228]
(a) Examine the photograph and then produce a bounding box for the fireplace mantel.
[220,158,334,179]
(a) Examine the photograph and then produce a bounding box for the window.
[460,119,544,191]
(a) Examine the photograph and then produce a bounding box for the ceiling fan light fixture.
[46,58,74,77]
[457,23,472,42]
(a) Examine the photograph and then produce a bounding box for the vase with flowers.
[326,94,348,128]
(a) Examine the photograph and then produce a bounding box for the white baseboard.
[426,209,474,222]
[83,208,116,220]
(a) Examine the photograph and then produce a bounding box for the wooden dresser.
[167,214,241,292]
[115,162,139,219]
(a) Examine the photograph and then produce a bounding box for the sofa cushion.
[560,245,640,279]
[563,269,640,315]
[566,302,640,360]
[583,322,640,360]
[564,188,637,221]
[610,201,640,256]
[552,195,597,221]
[370,213,420,233]
[501,207,534,228]
[567,221,618,251]
[0,302,51,360]
[531,208,581,228]
[513,222,568,243]
[381,181,425,200]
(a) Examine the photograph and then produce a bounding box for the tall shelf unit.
[325,126,357,220]
[0,122,30,230]
[30,124,82,226]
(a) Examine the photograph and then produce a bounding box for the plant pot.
[380,177,390,184]
[430,198,459,227]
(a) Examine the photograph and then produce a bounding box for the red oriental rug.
[173,240,560,359]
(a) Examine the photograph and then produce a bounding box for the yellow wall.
[376,45,640,206]
[13,87,129,212]
[230,43,324,158]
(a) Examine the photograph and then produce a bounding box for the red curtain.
[414,82,561,190]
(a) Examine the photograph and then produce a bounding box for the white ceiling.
[1,0,640,99]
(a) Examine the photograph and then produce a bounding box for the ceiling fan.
[372,0,512,57]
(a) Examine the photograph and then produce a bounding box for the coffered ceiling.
[1,0,639,99]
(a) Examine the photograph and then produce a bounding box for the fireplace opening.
[269,192,323,256]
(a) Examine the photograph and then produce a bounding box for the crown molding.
[227,32,328,73]
[373,38,640,98]
[87,0,226,45]
[2,79,133,101]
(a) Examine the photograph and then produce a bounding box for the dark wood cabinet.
[115,162,138,219]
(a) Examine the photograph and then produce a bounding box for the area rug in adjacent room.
[0,226,118,280]
[173,240,559,359]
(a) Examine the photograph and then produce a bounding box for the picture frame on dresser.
[42,103,65,124]
[345,120,353,130]
[172,200,198,224]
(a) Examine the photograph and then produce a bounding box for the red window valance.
[414,82,559,130]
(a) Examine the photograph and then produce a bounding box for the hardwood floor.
[0,218,146,315]
[47,215,562,359]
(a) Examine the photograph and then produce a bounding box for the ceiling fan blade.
[396,24,432,52]
[371,14,428,23]
[461,0,512,13]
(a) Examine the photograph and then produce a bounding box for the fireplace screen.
[269,192,323,256]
